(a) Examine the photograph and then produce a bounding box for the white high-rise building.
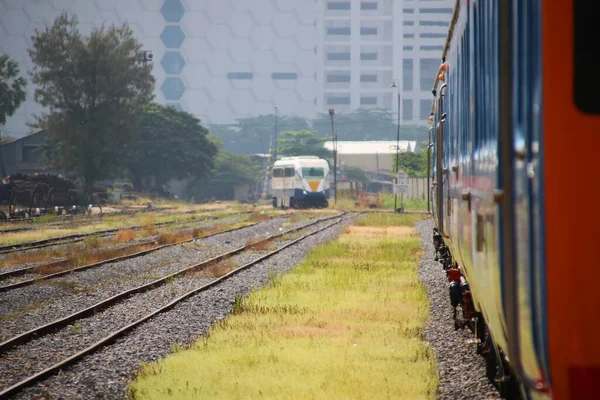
[0,0,454,138]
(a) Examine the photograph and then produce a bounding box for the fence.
[398,178,428,200]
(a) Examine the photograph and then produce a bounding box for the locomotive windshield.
[302,167,325,178]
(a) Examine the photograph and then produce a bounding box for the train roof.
[273,156,329,168]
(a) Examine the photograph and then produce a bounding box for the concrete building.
[0,0,454,137]
[323,140,416,173]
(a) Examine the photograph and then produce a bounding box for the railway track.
[0,219,258,292]
[0,211,355,398]
[0,210,254,255]
[0,206,238,234]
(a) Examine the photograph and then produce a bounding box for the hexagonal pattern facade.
[0,0,331,136]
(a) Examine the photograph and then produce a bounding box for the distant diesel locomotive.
[429,0,599,399]
[271,156,330,209]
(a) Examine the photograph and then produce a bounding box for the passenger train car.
[429,0,599,399]
[271,156,330,209]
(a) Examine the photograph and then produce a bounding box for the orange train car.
[429,0,600,399]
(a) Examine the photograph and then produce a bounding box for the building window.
[420,33,446,38]
[403,8,414,13]
[360,74,378,82]
[272,72,298,80]
[419,21,450,27]
[402,99,413,121]
[327,27,351,35]
[227,72,253,79]
[403,59,413,91]
[403,21,415,26]
[420,99,431,120]
[361,2,377,10]
[327,74,351,83]
[327,2,351,10]
[360,27,378,35]
[361,97,378,105]
[420,45,444,51]
[328,52,351,60]
[327,96,351,105]
[419,8,454,14]
[403,33,415,38]
[403,46,414,51]
[420,58,439,91]
[360,52,377,60]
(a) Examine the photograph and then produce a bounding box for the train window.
[302,167,325,178]
[284,167,295,177]
[574,0,600,113]
[273,168,283,178]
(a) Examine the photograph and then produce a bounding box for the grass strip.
[128,213,437,399]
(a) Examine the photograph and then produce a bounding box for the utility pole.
[390,79,401,212]
[329,109,337,204]
[273,104,279,161]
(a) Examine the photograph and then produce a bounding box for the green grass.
[381,193,428,212]
[355,213,425,228]
[128,214,437,400]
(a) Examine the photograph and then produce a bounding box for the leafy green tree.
[312,108,429,142]
[126,103,218,190]
[276,130,331,159]
[209,115,310,154]
[0,54,27,176]
[186,143,263,201]
[393,147,429,177]
[30,12,154,193]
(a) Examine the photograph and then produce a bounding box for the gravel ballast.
[8,215,355,399]
[0,216,325,339]
[416,219,500,400]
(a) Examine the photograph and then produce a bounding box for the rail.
[0,212,356,399]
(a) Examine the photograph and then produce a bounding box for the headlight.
[303,190,307,195]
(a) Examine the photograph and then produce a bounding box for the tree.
[126,103,218,190]
[0,54,27,176]
[311,108,430,142]
[276,130,331,159]
[186,145,263,201]
[208,114,310,154]
[30,12,154,193]
[393,147,429,177]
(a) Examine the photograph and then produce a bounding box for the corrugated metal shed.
[323,141,417,155]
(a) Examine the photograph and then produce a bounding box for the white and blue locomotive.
[271,156,330,209]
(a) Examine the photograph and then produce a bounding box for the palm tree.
[0,54,27,177]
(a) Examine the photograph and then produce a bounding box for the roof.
[323,141,416,155]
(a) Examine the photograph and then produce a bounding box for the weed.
[191,259,237,278]
[84,235,102,249]
[248,212,270,222]
[115,229,136,243]
[72,320,82,334]
[245,238,275,251]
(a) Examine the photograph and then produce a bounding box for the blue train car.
[429,0,600,399]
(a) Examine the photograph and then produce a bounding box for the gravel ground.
[0,215,338,340]
[6,214,355,399]
[416,219,500,400]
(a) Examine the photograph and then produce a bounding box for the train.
[271,156,330,209]
[428,0,599,399]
